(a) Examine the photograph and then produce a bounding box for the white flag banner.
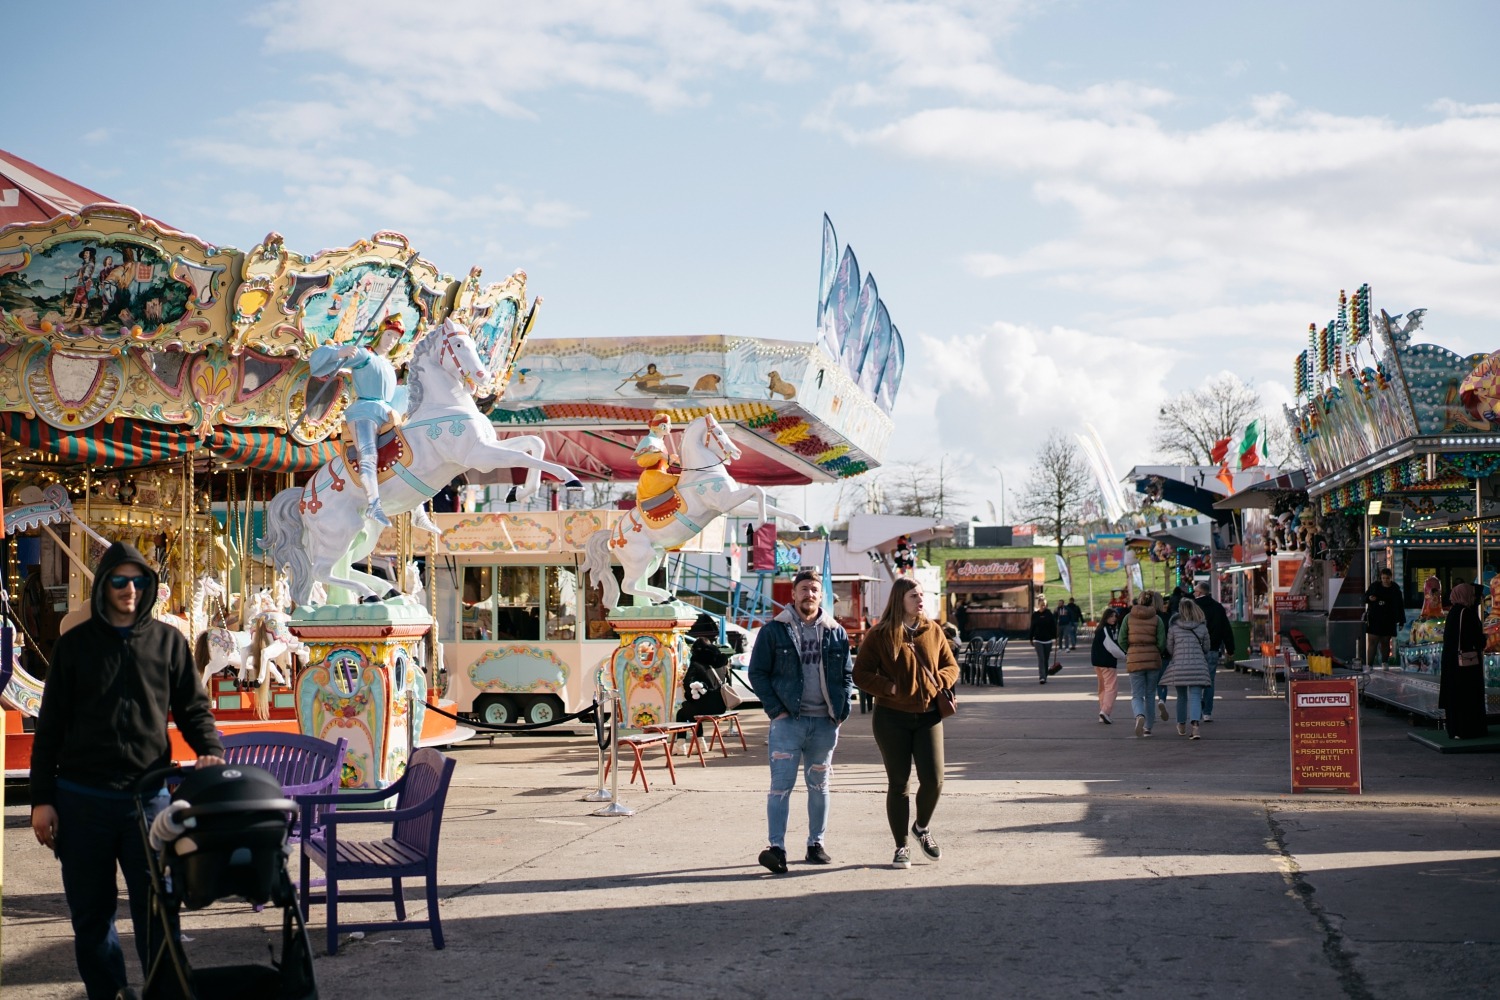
[1055,554,1072,595]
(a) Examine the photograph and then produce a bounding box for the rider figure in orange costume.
[633,414,681,514]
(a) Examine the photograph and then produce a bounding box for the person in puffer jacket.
[1118,591,1166,738]
[1162,598,1213,739]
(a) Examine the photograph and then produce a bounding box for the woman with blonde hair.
[1117,590,1167,737]
[1161,597,1212,739]
[853,577,960,869]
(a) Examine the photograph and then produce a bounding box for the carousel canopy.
[0,147,162,229]
[489,334,894,485]
[0,154,540,474]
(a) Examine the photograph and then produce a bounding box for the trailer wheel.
[524,697,561,725]
[477,695,519,726]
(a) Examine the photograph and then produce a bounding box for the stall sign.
[1274,595,1309,613]
[1242,508,1268,563]
[1289,677,1362,794]
[1275,555,1304,589]
[946,557,1044,585]
[1087,534,1127,574]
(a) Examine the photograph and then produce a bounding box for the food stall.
[945,557,1044,638]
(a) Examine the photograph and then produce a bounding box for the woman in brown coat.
[1117,590,1167,738]
[854,577,960,870]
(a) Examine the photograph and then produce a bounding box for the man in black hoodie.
[1193,582,1236,722]
[29,542,224,1000]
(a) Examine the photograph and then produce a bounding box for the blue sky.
[7,1,1500,522]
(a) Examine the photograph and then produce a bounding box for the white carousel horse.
[153,585,192,642]
[192,577,254,692]
[263,318,581,605]
[582,413,809,607]
[403,559,425,604]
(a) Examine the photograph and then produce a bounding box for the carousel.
[0,193,546,773]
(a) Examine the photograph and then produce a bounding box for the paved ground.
[4,645,1498,999]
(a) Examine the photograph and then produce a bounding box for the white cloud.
[180,137,585,245]
[185,1,1500,522]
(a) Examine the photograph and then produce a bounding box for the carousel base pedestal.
[605,601,699,732]
[289,601,432,792]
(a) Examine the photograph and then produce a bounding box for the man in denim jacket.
[748,569,853,873]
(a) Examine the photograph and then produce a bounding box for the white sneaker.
[1157,701,1169,722]
[892,846,911,869]
[1202,714,1213,722]
[1134,715,1146,738]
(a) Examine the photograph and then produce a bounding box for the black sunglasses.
[108,574,149,591]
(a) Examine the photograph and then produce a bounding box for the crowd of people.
[1093,583,1234,737]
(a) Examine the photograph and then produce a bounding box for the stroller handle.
[178,799,301,821]
[133,764,187,803]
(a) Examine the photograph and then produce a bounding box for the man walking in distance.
[1364,568,1405,665]
[748,568,853,873]
[1063,596,1083,650]
[1193,583,1235,722]
[30,542,224,1000]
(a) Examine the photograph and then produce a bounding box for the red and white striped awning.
[0,147,170,229]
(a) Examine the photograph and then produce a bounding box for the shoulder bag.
[1458,606,1482,667]
[1102,629,1126,661]
[719,671,744,709]
[914,630,957,718]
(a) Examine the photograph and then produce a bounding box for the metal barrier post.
[581,675,612,803]
[592,689,634,817]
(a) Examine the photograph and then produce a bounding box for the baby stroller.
[122,763,317,1000]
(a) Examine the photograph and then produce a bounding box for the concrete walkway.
[4,645,1498,999]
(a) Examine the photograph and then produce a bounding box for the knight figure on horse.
[308,314,431,531]
[633,413,684,523]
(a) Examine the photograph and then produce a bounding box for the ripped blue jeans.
[766,714,839,851]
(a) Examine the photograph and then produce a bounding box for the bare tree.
[877,457,968,520]
[1154,373,1261,465]
[1264,410,1301,469]
[1015,432,1094,558]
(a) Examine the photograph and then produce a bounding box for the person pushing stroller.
[29,542,224,999]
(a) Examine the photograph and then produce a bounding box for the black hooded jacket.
[29,542,221,805]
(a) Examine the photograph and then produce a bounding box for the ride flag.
[1238,419,1263,470]
[1209,436,1232,465]
[1217,464,1235,491]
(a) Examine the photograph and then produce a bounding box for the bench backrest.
[393,747,457,856]
[221,732,348,798]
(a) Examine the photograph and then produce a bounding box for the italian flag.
[1238,419,1263,470]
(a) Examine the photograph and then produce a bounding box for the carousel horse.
[192,577,255,692]
[263,318,581,605]
[154,585,192,642]
[582,413,810,607]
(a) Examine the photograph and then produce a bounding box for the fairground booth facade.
[1286,284,1500,720]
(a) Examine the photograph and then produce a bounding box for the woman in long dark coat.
[677,636,731,723]
[1439,582,1489,740]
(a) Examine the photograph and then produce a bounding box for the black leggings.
[871,704,945,845]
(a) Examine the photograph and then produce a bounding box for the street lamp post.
[993,466,1006,524]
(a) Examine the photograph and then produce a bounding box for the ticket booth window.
[546,566,579,640]
[494,566,541,640]
[461,566,495,641]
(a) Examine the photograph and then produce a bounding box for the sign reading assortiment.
[1289,677,1362,794]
